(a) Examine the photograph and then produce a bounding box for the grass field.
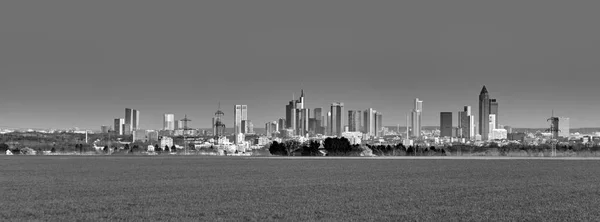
[2,156,600,221]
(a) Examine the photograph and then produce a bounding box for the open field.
[2,156,600,221]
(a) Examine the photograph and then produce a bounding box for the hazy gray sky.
[1,1,599,130]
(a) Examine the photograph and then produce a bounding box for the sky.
[1,1,600,130]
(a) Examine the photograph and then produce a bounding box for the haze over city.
[1,1,600,130]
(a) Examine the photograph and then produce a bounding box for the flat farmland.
[2,156,600,221]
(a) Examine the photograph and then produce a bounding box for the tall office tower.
[440,112,453,137]
[278,118,286,132]
[286,100,297,133]
[297,89,305,109]
[375,112,383,137]
[314,108,322,132]
[266,121,278,138]
[326,111,332,136]
[347,110,363,132]
[479,86,490,140]
[363,108,375,136]
[163,114,175,131]
[241,120,248,134]
[125,108,133,133]
[489,99,499,129]
[123,124,132,135]
[357,110,363,133]
[213,106,226,140]
[114,118,125,135]
[489,114,497,132]
[330,103,344,137]
[134,110,140,130]
[458,106,475,140]
[233,105,247,143]
[411,98,423,138]
[297,108,309,136]
[348,110,357,132]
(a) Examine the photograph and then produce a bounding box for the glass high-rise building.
[375,112,383,137]
[458,106,475,140]
[479,86,490,140]
[133,110,140,130]
[479,86,499,141]
[163,114,175,131]
[234,105,247,143]
[363,108,374,136]
[330,102,344,137]
[440,112,453,137]
[411,98,423,138]
[114,118,125,135]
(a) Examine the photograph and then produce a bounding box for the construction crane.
[546,110,560,157]
[181,115,192,155]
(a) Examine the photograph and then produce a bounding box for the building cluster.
[112,108,140,136]
[90,85,577,151]
[261,90,385,143]
[427,86,571,146]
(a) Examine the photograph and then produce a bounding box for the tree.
[171,145,176,153]
[302,140,320,156]
[103,145,109,153]
[0,143,9,152]
[125,144,130,151]
[283,140,301,156]
[154,144,159,152]
[269,141,286,156]
[50,147,56,153]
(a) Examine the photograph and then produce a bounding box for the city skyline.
[2,1,600,130]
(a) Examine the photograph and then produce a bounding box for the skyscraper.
[479,86,490,140]
[125,108,133,133]
[234,105,247,143]
[363,108,375,136]
[314,108,322,133]
[440,112,453,137]
[375,112,383,137]
[266,121,278,138]
[357,110,363,133]
[163,114,175,131]
[326,111,332,136]
[286,100,297,133]
[411,98,423,138]
[278,118,286,132]
[133,109,140,130]
[297,108,309,136]
[330,103,344,137]
[490,99,499,129]
[458,106,475,140]
[479,86,499,141]
[114,118,124,135]
[348,110,357,132]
